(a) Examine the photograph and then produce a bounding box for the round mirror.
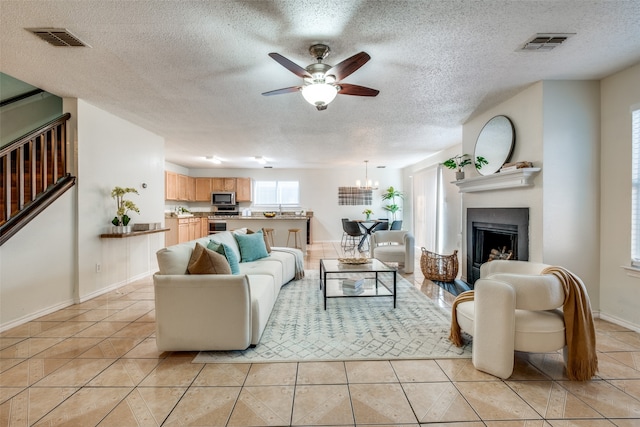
[474,115,515,175]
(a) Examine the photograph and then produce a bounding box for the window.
[631,106,640,266]
[254,180,300,206]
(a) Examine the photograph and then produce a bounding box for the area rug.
[193,270,471,363]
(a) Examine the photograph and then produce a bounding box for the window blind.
[631,107,640,266]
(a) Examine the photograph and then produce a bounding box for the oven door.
[208,220,227,234]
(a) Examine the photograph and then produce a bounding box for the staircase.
[0,113,76,245]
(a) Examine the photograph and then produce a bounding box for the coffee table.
[319,258,397,310]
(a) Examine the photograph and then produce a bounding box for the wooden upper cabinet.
[177,174,189,201]
[236,177,252,202]
[165,171,178,200]
[212,178,236,192]
[195,178,212,201]
[166,173,251,202]
[187,176,196,201]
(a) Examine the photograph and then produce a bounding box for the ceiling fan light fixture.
[301,83,338,109]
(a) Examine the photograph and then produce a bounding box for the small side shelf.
[100,228,169,238]
[454,168,541,193]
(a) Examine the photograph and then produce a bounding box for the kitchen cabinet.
[178,219,189,243]
[166,172,252,202]
[201,217,208,237]
[165,171,178,200]
[164,217,178,246]
[236,177,252,202]
[212,177,236,192]
[195,178,212,201]
[177,174,189,201]
[188,218,199,241]
[166,216,208,246]
[187,177,196,201]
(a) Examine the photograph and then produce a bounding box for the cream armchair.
[452,260,597,380]
[369,230,414,273]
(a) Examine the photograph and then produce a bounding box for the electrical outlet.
[96,263,101,273]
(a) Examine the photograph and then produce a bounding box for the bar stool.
[286,228,302,249]
[263,228,275,247]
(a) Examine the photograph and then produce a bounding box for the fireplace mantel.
[453,167,541,193]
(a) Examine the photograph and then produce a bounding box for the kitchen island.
[223,216,309,252]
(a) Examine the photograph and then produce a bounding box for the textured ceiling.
[1,0,639,169]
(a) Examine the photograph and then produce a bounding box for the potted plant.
[111,186,140,233]
[362,208,373,220]
[443,154,488,180]
[381,186,404,221]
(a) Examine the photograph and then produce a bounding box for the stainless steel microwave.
[211,191,236,206]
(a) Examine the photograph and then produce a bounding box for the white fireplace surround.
[454,168,541,193]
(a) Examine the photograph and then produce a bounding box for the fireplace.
[466,208,529,284]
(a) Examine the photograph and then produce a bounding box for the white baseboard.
[0,299,75,333]
[599,311,640,333]
[77,271,152,303]
[0,271,154,333]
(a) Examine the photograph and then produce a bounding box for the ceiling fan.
[262,44,379,111]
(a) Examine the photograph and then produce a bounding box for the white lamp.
[356,160,379,190]
[301,83,338,110]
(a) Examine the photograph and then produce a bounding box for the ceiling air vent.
[26,28,90,47]
[521,33,575,51]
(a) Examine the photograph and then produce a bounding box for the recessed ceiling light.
[255,156,267,165]
[205,156,222,164]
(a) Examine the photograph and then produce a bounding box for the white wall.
[542,80,601,306]
[600,62,640,329]
[459,81,601,303]
[0,99,166,330]
[179,166,404,242]
[462,83,545,279]
[0,190,76,327]
[76,100,165,300]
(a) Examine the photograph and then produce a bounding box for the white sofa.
[153,230,299,351]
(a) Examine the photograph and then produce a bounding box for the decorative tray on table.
[338,257,371,265]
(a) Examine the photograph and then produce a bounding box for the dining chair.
[371,219,389,232]
[342,220,365,250]
[390,220,403,230]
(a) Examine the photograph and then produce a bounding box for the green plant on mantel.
[443,154,488,172]
[381,186,404,221]
[111,186,140,226]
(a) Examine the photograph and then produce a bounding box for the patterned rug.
[193,270,472,363]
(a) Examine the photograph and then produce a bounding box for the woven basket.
[420,248,459,282]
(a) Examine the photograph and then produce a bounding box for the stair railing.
[0,113,75,245]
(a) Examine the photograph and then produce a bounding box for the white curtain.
[413,165,442,252]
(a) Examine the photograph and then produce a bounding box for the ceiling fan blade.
[261,86,302,96]
[338,83,379,97]
[326,52,371,81]
[268,53,311,78]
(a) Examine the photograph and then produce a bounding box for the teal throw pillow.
[234,230,269,262]
[208,240,240,274]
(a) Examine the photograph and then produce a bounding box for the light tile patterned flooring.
[1,241,640,426]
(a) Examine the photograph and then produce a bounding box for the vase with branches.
[111,186,140,232]
[381,186,404,221]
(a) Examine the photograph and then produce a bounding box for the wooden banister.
[0,113,75,245]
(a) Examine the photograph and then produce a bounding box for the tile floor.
[1,241,640,426]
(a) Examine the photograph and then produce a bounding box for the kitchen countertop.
[214,215,309,220]
[165,212,313,219]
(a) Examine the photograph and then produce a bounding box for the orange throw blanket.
[449,267,598,381]
[449,290,474,347]
[542,266,598,381]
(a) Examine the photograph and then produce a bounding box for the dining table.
[354,219,388,251]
